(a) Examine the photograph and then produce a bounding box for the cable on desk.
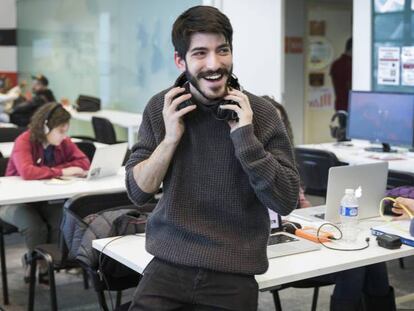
[98,235,129,311]
[316,222,370,251]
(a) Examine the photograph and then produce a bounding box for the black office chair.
[0,155,18,305]
[74,141,96,162]
[294,147,347,197]
[92,116,124,145]
[0,127,26,142]
[387,170,414,190]
[271,279,335,311]
[122,149,131,166]
[28,191,139,311]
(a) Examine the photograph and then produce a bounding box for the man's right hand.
[163,87,196,145]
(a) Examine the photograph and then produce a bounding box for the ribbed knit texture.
[126,87,299,275]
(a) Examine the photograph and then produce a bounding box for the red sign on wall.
[0,71,18,92]
[285,37,303,54]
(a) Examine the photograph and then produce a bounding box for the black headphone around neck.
[44,103,62,134]
[329,110,348,142]
[173,73,242,121]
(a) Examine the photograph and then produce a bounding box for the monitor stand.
[364,143,397,153]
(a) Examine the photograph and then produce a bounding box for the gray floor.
[2,230,414,310]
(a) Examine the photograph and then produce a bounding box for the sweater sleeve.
[125,106,159,205]
[230,124,300,216]
[11,139,62,180]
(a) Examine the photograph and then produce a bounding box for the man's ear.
[174,51,186,72]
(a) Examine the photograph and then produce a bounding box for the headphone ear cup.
[44,122,50,135]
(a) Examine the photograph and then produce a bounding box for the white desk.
[298,140,414,174]
[68,108,142,149]
[0,168,126,205]
[93,217,414,291]
[0,139,106,158]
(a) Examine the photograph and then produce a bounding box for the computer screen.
[347,91,414,148]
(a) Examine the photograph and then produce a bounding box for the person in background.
[262,95,311,209]
[0,85,21,123]
[9,74,56,127]
[0,102,90,283]
[330,38,352,112]
[392,197,414,219]
[126,6,299,310]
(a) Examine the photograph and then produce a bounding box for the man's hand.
[163,87,196,144]
[220,89,253,132]
[392,197,414,220]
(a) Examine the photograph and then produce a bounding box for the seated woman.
[0,102,90,282]
[262,95,395,311]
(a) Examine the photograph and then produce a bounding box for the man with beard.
[10,74,56,127]
[125,6,299,311]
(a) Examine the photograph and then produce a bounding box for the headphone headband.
[44,103,62,128]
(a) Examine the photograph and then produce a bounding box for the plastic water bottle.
[339,188,359,242]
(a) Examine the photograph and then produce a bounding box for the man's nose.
[205,53,220,71]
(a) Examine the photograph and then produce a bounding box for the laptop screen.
[268,208,281,230]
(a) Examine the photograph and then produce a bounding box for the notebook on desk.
[61,142,128,181]
[292,162,388,223]
[267,209,320,258]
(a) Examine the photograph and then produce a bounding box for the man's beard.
[185,66,233,102]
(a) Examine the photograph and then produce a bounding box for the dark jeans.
[128,258,258,311]
[313,263,390,302]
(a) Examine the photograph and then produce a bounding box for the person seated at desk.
[392,197,414,219]
[263,95,396,311]
[0,85,21,123]
[9,74,56,127]
[0,102,90,283]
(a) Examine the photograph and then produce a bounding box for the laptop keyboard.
[313,213,325,220]
[268,234,299,246]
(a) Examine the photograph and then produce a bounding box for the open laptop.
[291,162,388,223]
[267,209,320,258]
[62,142,128,180]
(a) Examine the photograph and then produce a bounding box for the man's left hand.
[220,89,253,132]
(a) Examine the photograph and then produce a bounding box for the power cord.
[98,235,128,311]
[316,222,370,251]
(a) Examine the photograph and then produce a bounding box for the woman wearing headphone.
[0,102,90,283]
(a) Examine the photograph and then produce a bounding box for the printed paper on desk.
[367,154,405,161]
[44,178,76,185]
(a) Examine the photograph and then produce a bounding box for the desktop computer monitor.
[347,91,414,152]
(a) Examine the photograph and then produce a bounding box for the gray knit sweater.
[125,87,299,275]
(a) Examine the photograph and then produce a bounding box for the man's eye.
[193,52,205,57]
[219,48,230,54]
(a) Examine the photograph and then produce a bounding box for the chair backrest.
[387,170,414,189]
[294,147,345,197]
[64,191,133,219]
[0,157,9,177]
[122,148,131,166]
[92,116,117,144]
[75,141,96,162]
[0,127,26,142]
